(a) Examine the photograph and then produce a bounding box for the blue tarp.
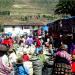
[64,16,75,20]
[42,25,48,31]
[6,32,12,36]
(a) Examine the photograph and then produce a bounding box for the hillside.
[0,0,59,24]
[0,0,59,14]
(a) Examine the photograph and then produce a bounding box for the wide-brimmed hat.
[0,44,8,52]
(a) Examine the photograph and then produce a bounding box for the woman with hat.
[8,48,17,66]
[52,44,72,75]
[0,44,12,75]
[15,58,29,75]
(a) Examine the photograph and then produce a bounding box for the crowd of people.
[0,31,74,75]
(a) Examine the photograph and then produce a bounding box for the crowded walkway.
[0,31,74,75]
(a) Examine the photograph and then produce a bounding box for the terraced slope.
[0,0,59,24]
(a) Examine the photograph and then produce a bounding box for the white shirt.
[2,54,9,68]
[9,52,17,63]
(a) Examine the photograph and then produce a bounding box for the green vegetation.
[55,0,75,16]
[0,0,14,10]
[0,11,10,15]
[0,0,58,14]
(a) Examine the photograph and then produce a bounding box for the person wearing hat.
[8,48,17,66]
[52,44,72,75]
[15,58,29,75]
[0,45,12,75]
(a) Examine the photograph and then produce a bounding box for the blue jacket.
[16,64,29,75]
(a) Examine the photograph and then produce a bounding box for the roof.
[3,22,44,26]
[47,16,75,25]
[63,16,75,20]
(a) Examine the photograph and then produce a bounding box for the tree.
[55,0,75,16]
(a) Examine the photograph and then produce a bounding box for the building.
[48,16,75,44]
[3,22,44,36]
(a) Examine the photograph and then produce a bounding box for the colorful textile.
[0,57,10,75]
[56,51,72,64]
[53,63,72,75]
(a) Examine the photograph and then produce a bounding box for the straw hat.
[0,44,8,52]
